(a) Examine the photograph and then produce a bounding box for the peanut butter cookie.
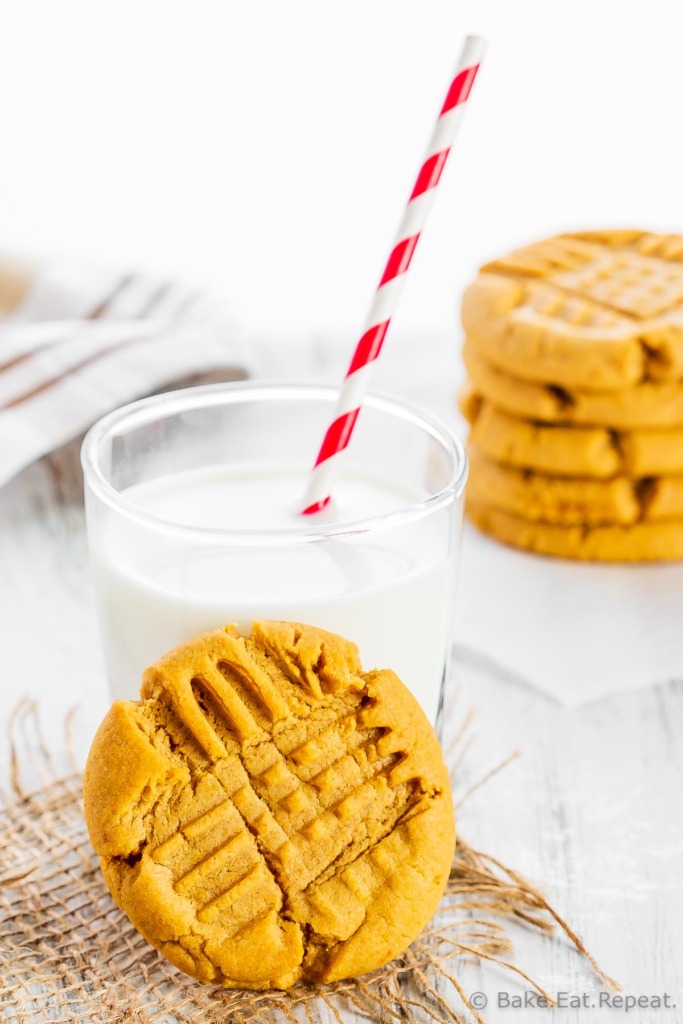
[467,445,683,527]
[464,343,683,429]
[84,622,455,990]
[461,393,683,478]
[462,231,683,390]
[467,446,639,525]
[467,500,683,562]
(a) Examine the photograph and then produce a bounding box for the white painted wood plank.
[445,656,683,1021]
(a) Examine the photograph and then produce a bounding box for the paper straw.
[302,34,485,515]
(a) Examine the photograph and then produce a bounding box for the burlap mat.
[0,704,616,1023]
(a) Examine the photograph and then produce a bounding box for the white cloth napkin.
[0,256,248,487]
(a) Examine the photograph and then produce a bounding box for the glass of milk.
[81,382,467,729]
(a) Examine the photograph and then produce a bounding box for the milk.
[92,464,455,724]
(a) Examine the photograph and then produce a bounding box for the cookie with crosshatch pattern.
[462,230,683,391]
[84,621,455,989]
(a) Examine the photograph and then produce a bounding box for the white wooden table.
[1,331,682,1022]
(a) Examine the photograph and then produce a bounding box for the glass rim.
[80,380,468,545]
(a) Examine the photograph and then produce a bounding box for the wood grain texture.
[448,654,683,1021]
[0,332,681,1021]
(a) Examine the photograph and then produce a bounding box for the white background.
[1,0,681,338]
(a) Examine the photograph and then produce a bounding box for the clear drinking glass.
[81,382,467,731]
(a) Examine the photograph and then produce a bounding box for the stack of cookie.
[460,230,683,561]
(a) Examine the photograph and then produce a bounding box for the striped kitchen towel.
[0,255,248,487]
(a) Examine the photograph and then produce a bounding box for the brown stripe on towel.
[0,278,180,376]
[86,274,135,320]
[135,281,176,319]
[171,290,203,321]
[0,333,72,375]
[0,334,150,411]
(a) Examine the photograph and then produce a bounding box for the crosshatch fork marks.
[470,232,683,389]
[151,661,416,912]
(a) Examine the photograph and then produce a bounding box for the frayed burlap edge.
[0,701,618,1024]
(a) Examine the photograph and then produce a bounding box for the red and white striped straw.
[302,34,485,515]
